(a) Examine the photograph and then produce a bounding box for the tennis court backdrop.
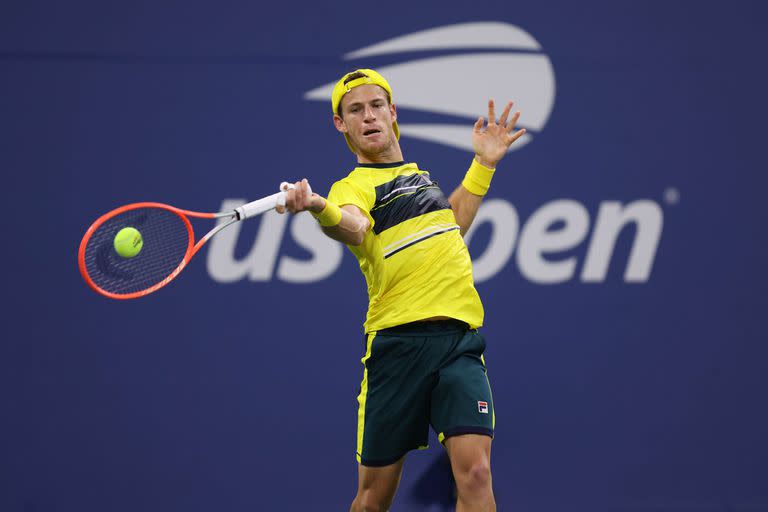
[1,1,767,510]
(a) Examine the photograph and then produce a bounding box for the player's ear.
[333,114,348,134]
[390,103,397,122]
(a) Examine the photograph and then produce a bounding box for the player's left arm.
[449,100,525,236]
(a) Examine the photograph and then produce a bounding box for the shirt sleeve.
[327,176,376,229]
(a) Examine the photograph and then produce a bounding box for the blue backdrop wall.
[2,1,767,510]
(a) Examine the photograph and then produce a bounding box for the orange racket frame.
[78,183,300,299]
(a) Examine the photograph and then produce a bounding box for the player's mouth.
[363,129,381,138]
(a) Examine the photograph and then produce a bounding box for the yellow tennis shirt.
[327,161,484,333]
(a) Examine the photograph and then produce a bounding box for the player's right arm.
[278,179,370,246]
[318,202,369,246]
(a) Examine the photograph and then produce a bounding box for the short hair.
[344,71,368,85]
[336,71,391,118]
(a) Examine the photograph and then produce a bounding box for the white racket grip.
[235,192,284,220]
[234,181,313,220]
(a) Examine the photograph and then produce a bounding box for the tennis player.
[278,69,525,511]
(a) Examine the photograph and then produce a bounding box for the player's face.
[334,84,397,155]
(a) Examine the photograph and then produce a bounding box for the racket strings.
[83,208,191,295]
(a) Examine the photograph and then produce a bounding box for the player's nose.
[363,104,376,120]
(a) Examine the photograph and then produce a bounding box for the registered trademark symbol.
[663,187,680,205]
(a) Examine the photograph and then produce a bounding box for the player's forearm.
[449,185,484,236]
[311,198,369,246]
[450,158,496,236]
[321,210,368,246]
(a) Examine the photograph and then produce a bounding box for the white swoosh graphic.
[304,22,555,152]
[397,124,533,152]
[344,22,541,58]
[304,53,555,130]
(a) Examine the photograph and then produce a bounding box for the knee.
[351,490,391,512]
[456,461,492,494]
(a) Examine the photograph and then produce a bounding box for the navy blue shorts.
[355,319,495,467]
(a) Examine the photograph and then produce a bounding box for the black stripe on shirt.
[383,226,460,259]
[371,174,451,234]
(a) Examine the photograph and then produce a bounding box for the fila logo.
[304,22,556,152]
[478,401,489,414]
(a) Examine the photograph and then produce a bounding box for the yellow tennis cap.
[331,69,400,153]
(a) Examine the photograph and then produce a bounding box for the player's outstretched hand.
[472,100,526,168]
[276,178,325,215]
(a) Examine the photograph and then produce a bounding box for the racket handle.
[235,192,283,219]
[234,181,313,220]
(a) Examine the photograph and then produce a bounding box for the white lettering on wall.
[581,200,663,282]
[206,198,665,284]
[516,200,590,284]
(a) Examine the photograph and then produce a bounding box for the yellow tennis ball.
[113,226,143,258]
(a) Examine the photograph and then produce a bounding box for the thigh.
[431,330,495,443]
[357,333,433,466]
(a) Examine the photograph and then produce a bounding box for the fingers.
[276,187,294,214]
[297,180,307,211]
[290,180,303,213]
[473,116,484,133]
[280,179,313,214]
[509,128,527,143]
[485,100,519,131]
[487,99,496,125]
[498,101,513,126]
[506,110,521,132]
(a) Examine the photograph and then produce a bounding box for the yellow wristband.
[311,200,343,227]
[462,159,496,196]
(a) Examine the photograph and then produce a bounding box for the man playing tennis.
[278,69,525,511]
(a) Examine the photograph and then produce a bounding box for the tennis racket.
[78,182,307,299]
